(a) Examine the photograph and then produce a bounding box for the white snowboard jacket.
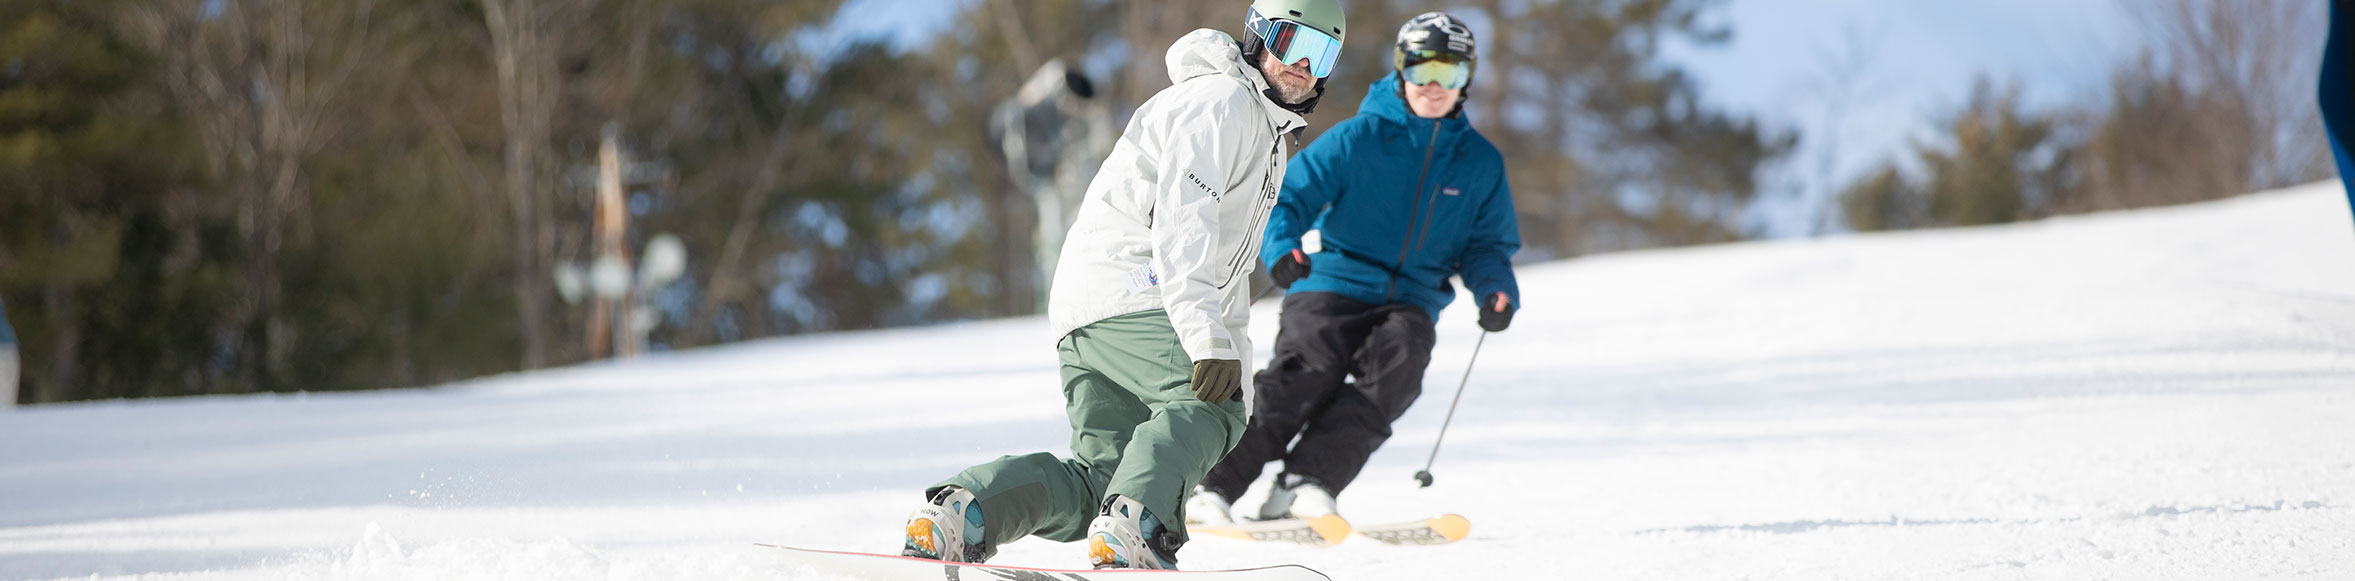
[1047,29,1308,408]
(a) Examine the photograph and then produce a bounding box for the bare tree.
[1803,24,1885,236]
[687,79,811,346]
[2068,54,2246,212]
[1116,0,1232,106]
[125,0,389,392]
[2058,0,2330,214]
[2131,0,2331,191]
[480,0,591,369]
[991,0,1045,75]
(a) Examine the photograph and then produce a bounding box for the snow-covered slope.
[4,183,2352,580]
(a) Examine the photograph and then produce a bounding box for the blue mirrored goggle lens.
[1251,15,1342,78]
[1401,59,1469,89]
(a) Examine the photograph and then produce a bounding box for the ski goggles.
[1399,50,1472,90]
[1247,7,1343,79]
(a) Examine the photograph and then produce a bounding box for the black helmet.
[1392,12,1477,89]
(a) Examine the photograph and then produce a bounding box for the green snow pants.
[932,310,1248,550]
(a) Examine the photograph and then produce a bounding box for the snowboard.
[761,544,1332,581]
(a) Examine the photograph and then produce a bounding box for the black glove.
[1269,249,1312,288]
[1478,292,1514,333]
[1191,359,1242,402]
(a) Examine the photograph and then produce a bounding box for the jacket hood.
[1167,29,1263,89]
[1167,29,1308,131]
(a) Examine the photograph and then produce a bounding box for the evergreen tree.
[1838,79,2071,232]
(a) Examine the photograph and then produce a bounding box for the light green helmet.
[1249,0,1346,45]
[1243,0,1348,80]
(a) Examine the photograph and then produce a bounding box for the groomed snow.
[3,183,2351,580]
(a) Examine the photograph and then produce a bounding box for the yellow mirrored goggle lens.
[1401,59,1469,90]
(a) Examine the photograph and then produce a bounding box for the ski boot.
[1183,485,1235,526]
[1256,473,1338,520]
[902,486,991,563]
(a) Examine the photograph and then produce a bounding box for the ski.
[1353,514,1471,545]
[1188,514,1470,546]
[1186,514,1352,545]
[761,544,1331,581]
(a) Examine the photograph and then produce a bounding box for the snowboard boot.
[902,486,991,563]
[1086,494,1181,570]
[1256,473,1338,520]
[1182,485,1235,526]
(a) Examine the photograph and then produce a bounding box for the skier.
[1189,11,1520,524]
[900,0,1347,570]
[2323,0,2354,225]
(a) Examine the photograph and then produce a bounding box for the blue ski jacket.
[1261,72,1521,319]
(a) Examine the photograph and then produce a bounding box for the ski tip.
[1190,524,1257,541]
[1427,514,1471,542]
[1305,514,1352,545]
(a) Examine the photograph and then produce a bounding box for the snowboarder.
[900,0,1347,570]
[1190,11,1520,524]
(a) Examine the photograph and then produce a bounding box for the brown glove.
[1191,359,1242,403]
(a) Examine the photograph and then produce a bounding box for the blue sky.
[818,0,974,54]
[1664,1,2138,236]
[834,0,2143,238]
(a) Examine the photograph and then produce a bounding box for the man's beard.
[1274,78,1316,104]
[1263,67,1316,104]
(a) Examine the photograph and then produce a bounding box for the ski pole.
[1413,330,1486,488]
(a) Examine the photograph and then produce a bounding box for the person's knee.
[1158,400,1246,448]
[1263,349,1349,388]
[1379,319,1437,356]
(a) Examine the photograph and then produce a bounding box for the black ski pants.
[1200,291,1436,500]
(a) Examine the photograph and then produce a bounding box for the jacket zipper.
[1385,118,1444,303]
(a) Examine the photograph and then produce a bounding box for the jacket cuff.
[1183,327,1239,362]
[1261,238,1302,270]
